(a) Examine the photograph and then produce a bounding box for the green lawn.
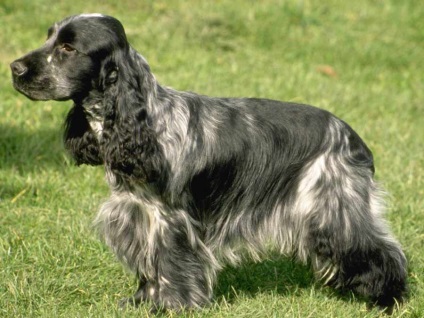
[1,0,423,317]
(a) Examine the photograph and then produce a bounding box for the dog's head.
[10,14,128,102]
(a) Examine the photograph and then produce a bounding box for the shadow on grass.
[214,255,368,307]
[0,124,66,172]
[215,256,314,302]
[0,124,70,200]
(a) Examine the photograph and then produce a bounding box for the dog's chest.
[96,173,169,276]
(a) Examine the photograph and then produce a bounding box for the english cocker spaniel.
[11,14,407,313]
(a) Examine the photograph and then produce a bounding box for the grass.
[0,0,423,317]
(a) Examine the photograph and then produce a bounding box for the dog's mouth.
[12,79,52,101]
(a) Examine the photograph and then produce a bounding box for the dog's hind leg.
[301,157,407,310]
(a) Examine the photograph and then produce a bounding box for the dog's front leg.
[119,275,150,308]
[150,223,216,312]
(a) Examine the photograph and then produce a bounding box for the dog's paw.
[118,289,147,309]
[118,296,141,308]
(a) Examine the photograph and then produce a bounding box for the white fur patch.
[149,287,155,297]
[295,154,327,217]
[89,120,103,137]
[77,13,104,19]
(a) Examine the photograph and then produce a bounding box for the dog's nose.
[10,60,28,76]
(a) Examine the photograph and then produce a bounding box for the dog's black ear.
[64,105,103,165]
[99,48,167,183]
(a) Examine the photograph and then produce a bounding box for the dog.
[11,14,407,313]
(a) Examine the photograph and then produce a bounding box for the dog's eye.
[61,44,76,52]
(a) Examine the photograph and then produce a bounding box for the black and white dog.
[11,14,407,312]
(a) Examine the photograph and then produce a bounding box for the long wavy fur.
[12,14,407,313]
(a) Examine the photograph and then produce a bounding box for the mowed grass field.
[1,0,423,317]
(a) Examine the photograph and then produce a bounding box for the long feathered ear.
[99,47,168,183]
[63,105,103,165]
